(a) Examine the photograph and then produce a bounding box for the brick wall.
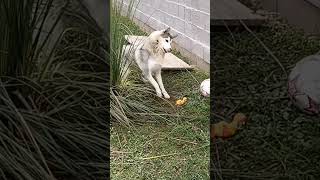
[120,0,210,68]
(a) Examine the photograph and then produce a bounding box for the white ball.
[288,55,320,115]
[200,79,210,97]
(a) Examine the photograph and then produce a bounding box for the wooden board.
[211,0,266,26]
[123,35,193,70]
[162,53,193,70]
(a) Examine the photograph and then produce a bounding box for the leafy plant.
[0,0,109,179]
[110,0,139,87]
[0,0,66,77]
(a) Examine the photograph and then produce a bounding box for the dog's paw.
[142,76,148,83]
[163,92,170,99]
[156,92,163,98]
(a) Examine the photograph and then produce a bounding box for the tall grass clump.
[0,0,109,179]
[110,0,172,126]
[0,0,67,77]
[110,0,138,86]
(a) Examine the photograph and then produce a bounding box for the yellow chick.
[211,113,247,139]
[175,97,187,106]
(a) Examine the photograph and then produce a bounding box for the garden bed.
[110,16,210,179]
[212,20,320,179]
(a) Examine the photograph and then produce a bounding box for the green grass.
[212,21,320,179]
[110,15,210,179]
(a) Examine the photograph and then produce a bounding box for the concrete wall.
[261,0,320,36]
[120,0,210,70]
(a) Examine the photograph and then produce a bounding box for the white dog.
[133,27,177,99]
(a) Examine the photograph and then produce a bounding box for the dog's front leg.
[155,71,170,99]
[146,74,163,98]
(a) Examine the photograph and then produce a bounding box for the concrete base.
[211,0,266,26]
[261,0,320,36]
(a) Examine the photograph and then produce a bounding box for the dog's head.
[150,27,178,53]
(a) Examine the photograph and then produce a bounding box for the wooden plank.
[123,35,193,70]
[211,0,266,26]
[162,53,193,70]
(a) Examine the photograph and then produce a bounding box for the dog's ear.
[163,27,171,34]
[171,34,178,39]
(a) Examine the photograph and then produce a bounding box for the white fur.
[134,28,175,99]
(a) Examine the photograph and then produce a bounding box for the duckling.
[211,113,247,139]
[175,97,187,106]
